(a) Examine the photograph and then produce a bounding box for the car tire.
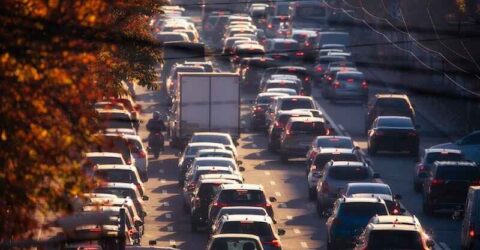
[308,188,317,201]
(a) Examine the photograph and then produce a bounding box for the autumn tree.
[0,0,165,241]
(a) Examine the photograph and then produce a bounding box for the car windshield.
[256,96,275,105]
[210,238,261,250]
[368,230,424,249]
[218,190,266,204]
[426,152,464,164]
[94,169,136,183]
[220,221,273,237]
[316,137,353,148]
[191,135,230,145]
[436,165,480,180]
[88,156,124,165]
[377,118,413,128]
[328,166,370,181]
[290,121,326,134]
[280,99,313,110]
[313,154,358,170]
[339,202,388,217]
[347,185,391,196]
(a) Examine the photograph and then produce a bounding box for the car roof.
[87,152,123,158]
[330,161,366,167]
[368,223,420,231]
[288,116,325,123]
[219,206,267,212]
[370,215,421,226]
[277,95,313,101]
[277,110,312,116]
[341,197,386,204]
[336,71,363,76]
[199,179,239,185]
[94,165,137,171]
[195,157,235,162]
[197,149,233,154]
[348,182,389,189]
[101,182,136,189]
[221,214,273,223]
[193,132,231,137]
[292,29,317,35]
[425,148,462,154]
[270,38,298,43]
[200,174,243,180]
[187,142,225,148]
[257,92,289,98]
[211,233,262,241]
[375,93,409,99]
[196,166,232,171]
[376,116,412,121]
[266,79,298,84]
[315,135,351,141]
[220,183,264,190]
[96,109,131,115]
[236,44,265,50]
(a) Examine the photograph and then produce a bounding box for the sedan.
[368,116,419,156]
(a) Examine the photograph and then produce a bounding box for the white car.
[93,164,146,196]
[190,132,238,159]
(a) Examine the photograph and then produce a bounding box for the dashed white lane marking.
[255,152,261,157]
[265,171,270,175]
[300,242,308,248]
[241,120,247,124]
[252,143,257,148]
[169,240,176,247]
[162,190,168,194]
[159,169,165,174]
[293,228,301,234]
[160,179,166,184]
[286,215,293,220]
[165,213,172,219]
[275,192,282,197]
[164,201,170,207]
[279,203,287,208]
[270,181,276,185]
[338,124,345,131]
[439,242,451,250]
[167,226,173,232]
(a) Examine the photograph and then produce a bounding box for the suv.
[413,148,464,192]
[211,215,284,250]
[307,148,362,200]
[265,96,317,127]
[325,197,389,249]
[208,184,276,224]
[326,71,368,103]
[267,110,313,151]
[190,178,240,232]
[422,161,480,215]
[279,117,328,162]
[263,67,312,95]
[355,215,435,250]
[365,94,416,132]
[316,161,379,213]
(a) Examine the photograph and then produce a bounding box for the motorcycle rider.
[146,111,166,151]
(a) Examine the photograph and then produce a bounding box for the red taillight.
[321,182,329,194]
[135,183,142,191]
[138,150,147,158]
[264,240,281,247]
[255,106,264,112]
[187,182,196,191]
[408,131,417,137]
[305,41,310,47]
[305,76,310,81]
[90,227,102,233]
[285,129,291,135]
[213,202,226,208]
[274,121,282,128]
[327,76,332,81]
[295,52,304,56]
[333,81,341,88]
[315,66,323,72]
[431,179,444,185]
[470,224,475,237]
[299,90,305,96]
[126,159,132,165]
[361,80,368,89]
[418,164,426,171]
[268,24,272,29]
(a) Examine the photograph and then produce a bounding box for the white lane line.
[439,242,451,250]
[255,152,261,157]
[241,120,247,124]
[252,143,257,148]
[300,242,308,248]
[165,213,172,219]
[159,169,165,174]
[275,192,282,197]
[160,179,166,184]
[279,203,287,208]
[265,171,270,175]
[293,228,301,234]
[169,240,177,247]
[338,124,345,131]
[270,181,276,186]
[164,201,170,207]
[167,226,173,232]
[162,190,168,194]
[286,215,293,220]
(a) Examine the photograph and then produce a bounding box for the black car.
[422,161,479,215]
[263,66,312,95]
[251,92,288,130]
[367,116,419,156]
[365,94,416,133]
[190,179,238,232]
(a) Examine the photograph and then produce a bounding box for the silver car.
[316,161,379,213]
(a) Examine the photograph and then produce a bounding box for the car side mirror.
[269,196,277,202]
[142,195,149,201]
[393,194,402,200]
[373,173,380,178]
[239,166,246,172]
[237,160,243,165]
[134,220,144,227]
[277,229,286,236]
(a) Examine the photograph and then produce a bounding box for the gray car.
[326,71,368,103]
[316,161,379,213]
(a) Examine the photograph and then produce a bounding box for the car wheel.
[308,187,317,201]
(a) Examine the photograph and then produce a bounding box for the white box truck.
[168,72,240,148]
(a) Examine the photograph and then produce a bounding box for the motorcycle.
[148,131,164,159]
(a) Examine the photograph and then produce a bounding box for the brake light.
[285,129,291,135]
[327,76,332,81]
[470,224,475,238]
[254,106,264,112]
[187,182,196,191]
[361,80,368,89]
[213,202,227,208]
[305,76,310,81]
[299,90,305,96]
[126,159,132,165]
[408,131,417,137]
[268,24,272,29]
[321,182,329,194]
[274,121,282,128]
[305,41,310,47]
[264,240,281,247]
[418,164,426,171]
[431,179,444,185]
[90,227,102,232]
[333,81,341,88]
[135,183,142,191]
[295,52,304,56]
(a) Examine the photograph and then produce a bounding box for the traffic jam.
[53,0,480,250]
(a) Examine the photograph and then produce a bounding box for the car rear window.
[328,166,369,181]
[195,170,232,181]
[256,96,275,104]
[88,156,124,165]
[368,230,424,249]
[290,121,326,134]
[195,160,234,168]
[95,169,136,183]
[426,152,464,164]
[192,135,230,145]
[266,82,299,91]
[221,221,273,237]
[435,165,480,180]
[316,137,353,148]
[280,99,313,110]
[210,238,262,250]
[347,186,391,196]
[219,190,266,203]
[314,153,359,170]
[217,208,267,218]
[94,187,137,200]
[377,118,413,128]
[337,74,364,84]
[339,202,388,217]
[376,98,410,110]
